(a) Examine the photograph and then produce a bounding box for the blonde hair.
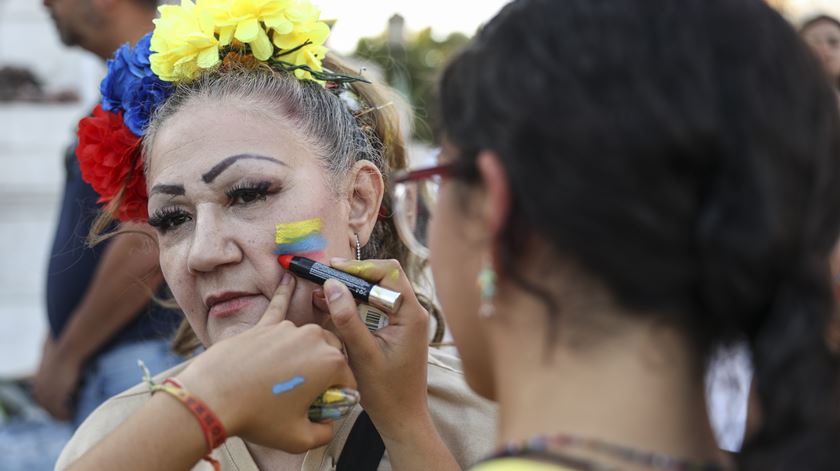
[91,55,443,355]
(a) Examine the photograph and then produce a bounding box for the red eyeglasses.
[390,163,455,258]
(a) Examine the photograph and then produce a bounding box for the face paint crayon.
[277,255,403,312]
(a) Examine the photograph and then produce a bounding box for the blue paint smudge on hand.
[272,376,305,395]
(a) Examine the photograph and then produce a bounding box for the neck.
[489,293,726,466]
[90,8,155,61]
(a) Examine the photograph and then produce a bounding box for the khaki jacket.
[56,349,497,470]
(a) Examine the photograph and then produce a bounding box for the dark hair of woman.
[439,0,840,469]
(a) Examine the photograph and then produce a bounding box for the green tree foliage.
[354,27,469,143]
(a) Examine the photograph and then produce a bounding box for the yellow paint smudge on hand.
[336,260,402,282]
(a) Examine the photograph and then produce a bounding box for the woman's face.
[803,20,840,82]
[427,146,497,399]
[146,100,355,346]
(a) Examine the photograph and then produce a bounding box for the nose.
[187,204,243,274]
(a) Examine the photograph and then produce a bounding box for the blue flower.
[131,34,155,77]
[123,76,173,136]
[99,33,162,120]
[100,44,135,112]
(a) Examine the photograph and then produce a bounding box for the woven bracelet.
[139,361,227,471]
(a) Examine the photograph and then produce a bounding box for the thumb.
[258,273,296,326]
[324,279,378,363]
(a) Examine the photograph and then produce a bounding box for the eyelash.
[149,181,276,233]
[225,181,273,205]
[148,206,192,233]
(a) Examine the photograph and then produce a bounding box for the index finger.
[258,272,296,326]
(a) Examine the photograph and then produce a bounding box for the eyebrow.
[149,184,185,197]
[201,154,287,183]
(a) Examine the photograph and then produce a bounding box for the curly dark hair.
[440,0,840,469]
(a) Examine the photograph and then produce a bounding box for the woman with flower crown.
[55,0,494,470]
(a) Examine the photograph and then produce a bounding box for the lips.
[205,292,260,318]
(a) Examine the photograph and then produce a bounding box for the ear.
[476,151,511,244]
[345,160,385,247]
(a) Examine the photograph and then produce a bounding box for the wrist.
[149,377,226,470]
[177,360,242,437]
[375,406,437,445]
[53,337,88,367]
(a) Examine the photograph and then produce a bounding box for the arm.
[34,223,164,420]
[67,391,208,471]
[65,276,355,470]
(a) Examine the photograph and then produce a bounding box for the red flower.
[76,105,148,221]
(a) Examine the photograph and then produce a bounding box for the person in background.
[36,0,181,427]
[801,14,840,94]
[801,13,840,350]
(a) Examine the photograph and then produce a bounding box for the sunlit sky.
[784,0,840,19]
[316,0,840,54]
[314,0,514,53]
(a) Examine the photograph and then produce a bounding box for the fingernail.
[280,272,292,285]
[324,280,343,303]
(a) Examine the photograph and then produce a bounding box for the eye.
[148,207,193,233]
[226,181,273,205]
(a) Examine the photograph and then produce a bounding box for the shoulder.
[55,361,192,470]
[470,457,578,471]
[424,348,498,469]
[426,347,494,409]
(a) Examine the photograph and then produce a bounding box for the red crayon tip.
[277,255,294,269]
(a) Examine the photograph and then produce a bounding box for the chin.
[207,320,257,345]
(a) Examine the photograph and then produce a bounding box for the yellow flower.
[278,43,327,81]
[150,0,220,82]
[272,18,329,51]
[200,0,298,61]
[150,0,333,84]
[265,0,320,34]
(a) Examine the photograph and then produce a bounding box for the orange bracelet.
[151,378,227,471]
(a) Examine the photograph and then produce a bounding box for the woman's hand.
[320,259,431,438]
[321,259,461,471]
[177,274,357,453]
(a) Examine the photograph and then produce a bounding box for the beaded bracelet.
[139,361,227,471]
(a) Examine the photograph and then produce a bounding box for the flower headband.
[76,0,366,221]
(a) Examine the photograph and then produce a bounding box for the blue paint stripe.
[273,235,327,255]
[272,376,305,395]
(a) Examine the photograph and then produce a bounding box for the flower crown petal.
[197,45,222,68]
[219,25,235,45]
[234,18,260,42]
[251,28,274,61]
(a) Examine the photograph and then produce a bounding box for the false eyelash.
[148,206,192,232]
[225,180,274,205]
